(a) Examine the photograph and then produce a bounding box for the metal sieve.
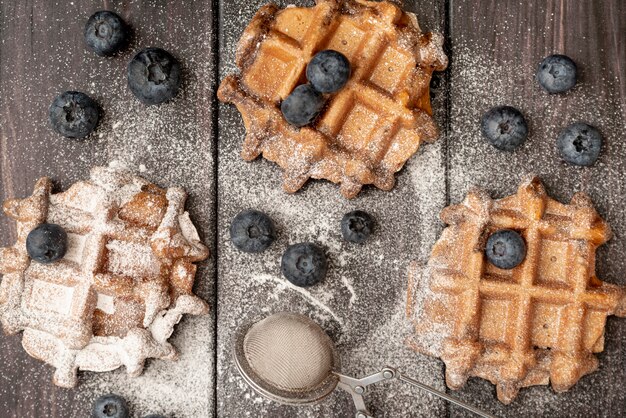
[233,312,496,418]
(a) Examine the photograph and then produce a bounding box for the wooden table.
[0,1,624,417]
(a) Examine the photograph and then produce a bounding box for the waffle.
[406,176,626,404]
[218,0,447,198]
[0,166,210,387]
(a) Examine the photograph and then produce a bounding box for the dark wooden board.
[216,1,449,417]
[0,1,216,417]
[0,0,625,417]
[446,0,626,417]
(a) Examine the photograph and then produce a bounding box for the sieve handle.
[335,368,496,418]
[394,370,497,418]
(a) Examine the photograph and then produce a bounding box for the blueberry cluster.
[49,11,182,139]
[481,54,602,167]
[479,55,604,269]
[281,50,351,127]
[229,208,373,288]
[92,393,165,418]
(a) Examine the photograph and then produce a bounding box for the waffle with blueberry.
[406,176,626,404]
[218,0,447,198]
[0,167,209,387]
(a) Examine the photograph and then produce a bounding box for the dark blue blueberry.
[91,394,129,418]
[306,50,351,93]
[128,48,181,105]
[26,223,68,264]
[84,11,128,56]
[480,106,528,151]
[557,122,602,166]
[341,210,373,244]
[280,84,325,127]
[485,230,526,270]
[49,91,100,139]
[230,210,276,253]
[281,243,327,287]
[537,54,577,94]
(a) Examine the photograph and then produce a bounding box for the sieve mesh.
[243,312,334,392]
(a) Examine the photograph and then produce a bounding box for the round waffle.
[218,0,448,198]
[406,175,626,404]
[0,166,210,387]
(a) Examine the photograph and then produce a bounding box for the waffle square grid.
[406,176,626,403]
[218,0,448,198]
[0,167,210,387]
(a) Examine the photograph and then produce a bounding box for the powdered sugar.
[30,280,75,316]
[0,166,210,395]
[250,273,344,325]
[0,2,216,415]
[0,0,623,417]
[105,240,161,277]
[216,3,449,416]
[442,27,626,416]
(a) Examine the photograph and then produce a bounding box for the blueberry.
[26,223,68,264]
[480,106,528,151]
[306,50,351,93]
[557,122,602,166]
[485,230,526,270]
[230,210,276,253]
[91,394,129,418]
[537,54,577,94]
[84,11,128,56]
[49,91,100,139]
[128,48,181,105]
[281,84,325,127]
[341,210,373,244]
[281,243,327,287]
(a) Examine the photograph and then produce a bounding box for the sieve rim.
[233,312,341,405]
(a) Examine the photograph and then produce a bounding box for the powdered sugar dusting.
[105,240,161,277]
[217,2,449,417]
[444,25,626,416]
[30,280,75,316]
[0,2,215,416]
[250,273,344,325]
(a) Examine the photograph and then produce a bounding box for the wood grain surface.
[447,1,625,416]
[216,0,449,416]
[1,0,624,417]
[0,1,216,417]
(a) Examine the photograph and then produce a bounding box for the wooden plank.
[447,0,626,416]
[2,1,621,417]
[0,1,216,417]
[216,0,449,416]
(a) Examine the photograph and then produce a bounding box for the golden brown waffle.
[406,176,626,404]
[218,0,447,198]
[0,166,210,387]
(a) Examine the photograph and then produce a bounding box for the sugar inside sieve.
[233,312,496,418]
